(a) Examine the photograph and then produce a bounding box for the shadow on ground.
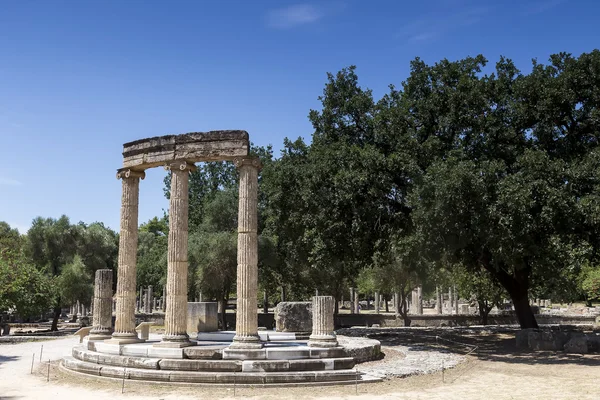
[0,355,20,366]
[344,327,600,367]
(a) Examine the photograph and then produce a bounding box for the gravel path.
[359,345,464,379]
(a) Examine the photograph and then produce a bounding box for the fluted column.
[108,169,144,344]
[308,296,337,347]
[90,269,114,340]
[417,285,423,315]
[158,161,196,347]
[231,157,262,349]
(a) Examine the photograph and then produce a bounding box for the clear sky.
[1,0,598,233]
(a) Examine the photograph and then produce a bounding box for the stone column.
[349,288,355,314]
[158,161,196,347]
[308,296,338,347]
[354,288,360,314]
[448,287,453,315]
[138,286,143,313]
[410,289,417,314]
[417,285,423,315]
[454,285,459,314]
[145,285,153,313]
[374,291,380,314]
[90,269,114,340]
[109,168,144,344]
[231,157,262,349]
[436,286,443,314]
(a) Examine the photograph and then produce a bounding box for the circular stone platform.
[61,332,382,386]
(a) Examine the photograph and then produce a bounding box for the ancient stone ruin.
[62,131,381,385]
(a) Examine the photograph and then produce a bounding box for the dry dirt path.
[0,333,598,400]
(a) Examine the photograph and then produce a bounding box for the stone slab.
[159,359,242,372]
[242,360,290,372]
[183,346,224,360]
[128,368,171,381]
[94,342,121,355]
[121,344,149,357]
[310,347,347,359]
[63,356,103,376]
[266,347,311,360]
[168,370,217,383]
[147,346,185,359]
[222,348,267,360]
[268,332,297,341]
[197,331,236,341]
[122,131,250,169]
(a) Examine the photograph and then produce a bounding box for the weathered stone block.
[122,131,249,169]
[168,371,217,383]
[288,359,327,371]
[515,329,536,349]
[159,359,241,372]
[183,346,223,360]
[587,333,600,353]
[63,357,102,376]
[265,347,310,360]
[564,335,589,354]
[275,302,312,333]
[241,360,289,372]
[187,302,218,335]
[147,346,184,359]
[128,369,170,381]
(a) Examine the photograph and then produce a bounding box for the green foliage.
[455,265,507,324]
[24,216,117,329]
[137,228,168,292]
[59,255,93,307]
[0,252,54,318]
[189,231,237,302]
[579,263,600,303]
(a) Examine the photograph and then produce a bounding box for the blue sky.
[1,0,598,233]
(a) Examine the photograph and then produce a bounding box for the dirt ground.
[1,329,598,400]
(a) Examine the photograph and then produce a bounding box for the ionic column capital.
[116,169,146,180]
[164,160,197,172]
[233,157,262,171]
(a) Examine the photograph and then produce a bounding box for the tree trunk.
[385,295,389,313]
[51,304,61,331]
[478,300,490,325]
[511,292,538,329]
[280,286,286,302]
[481,255,538,329]
[263,290,268,314]
[400,298,411,327]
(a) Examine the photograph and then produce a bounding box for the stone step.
[73,346,354,372]
[62,357,379,385]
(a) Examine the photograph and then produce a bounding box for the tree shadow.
[347,327,600,367]
[0,354,20,366]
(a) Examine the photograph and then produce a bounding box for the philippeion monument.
[62,131,381,385]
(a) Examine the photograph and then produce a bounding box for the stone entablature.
[122,130,249,170]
